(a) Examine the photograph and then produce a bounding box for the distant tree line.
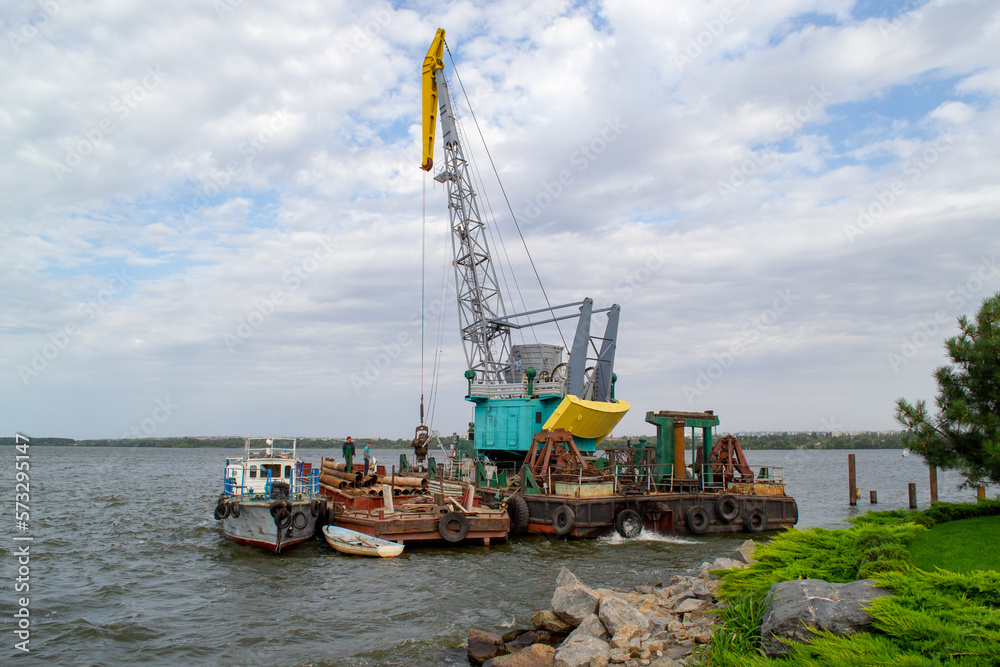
[606,431,905,450]
[0,436,418,449]
[3,432,905,450]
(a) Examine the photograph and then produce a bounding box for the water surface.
[0,446,990,665]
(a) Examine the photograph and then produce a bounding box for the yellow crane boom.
[421,28,446,171]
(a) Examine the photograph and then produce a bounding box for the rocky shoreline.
[467,540,757,667]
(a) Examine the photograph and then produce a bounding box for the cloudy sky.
[3,0,998,441]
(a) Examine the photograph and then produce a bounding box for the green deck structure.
[644,410,720,485]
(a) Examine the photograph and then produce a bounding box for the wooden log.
[909,482,917,509]
[929,466,938,503]
[447,497,469,513]
[870,490,877,504]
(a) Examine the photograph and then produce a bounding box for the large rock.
[682,579,711,601]
[563,613,608,644]
[598,595,651,636]
[735,539,756,564]
[552,568,602,626]
[469,628,507,665]
[554,635,611,667]
[649,658,683,667]
[484,644,556,667]
[609,623,643,648]
[507,630,541,652]
[760,579,891,657]
[673,598,705,614]
[532,609,574,634]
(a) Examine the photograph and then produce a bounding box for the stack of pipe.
[320,458,473,503]
[320,459,363,489]
[382,475,430,490]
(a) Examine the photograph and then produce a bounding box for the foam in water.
[596,530,698,546]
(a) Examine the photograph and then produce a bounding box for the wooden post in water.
[977,485,986,500]
[908,483,917,509]
[870,490,878,504]
[848,454,857,506]
[929,466,938,504]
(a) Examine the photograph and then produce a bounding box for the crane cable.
[420,171,426,426]
[444,42,567,351]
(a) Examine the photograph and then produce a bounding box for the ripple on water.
[21,446,940,666]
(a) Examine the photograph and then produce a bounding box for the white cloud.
[2,0,999,439]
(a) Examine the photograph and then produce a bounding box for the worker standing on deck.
[343,436,355,470]
[363,443,371,473]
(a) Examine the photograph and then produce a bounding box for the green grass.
[907,515,1000,573]
[692,501,1000,667]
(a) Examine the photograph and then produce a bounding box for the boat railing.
[468,380,565,398]
[292,465,319,499]
[611,462,655,494]
[695,464,786,493]
[222,459,320,501]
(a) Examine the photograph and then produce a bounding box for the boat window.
[249,465,257,478]
[284,465,291,479]
[261,464,281,478]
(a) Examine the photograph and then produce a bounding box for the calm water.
[1,446,991,666]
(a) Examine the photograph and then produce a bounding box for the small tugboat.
[214,437,322,553]
[323,525,404,558]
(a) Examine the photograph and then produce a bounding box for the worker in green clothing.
[342,436,355,470]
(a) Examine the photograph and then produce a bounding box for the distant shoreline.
[2,432,906,450]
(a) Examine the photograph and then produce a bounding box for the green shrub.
[696,504,1000,666]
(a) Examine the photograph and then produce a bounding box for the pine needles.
[694,502,1000,666]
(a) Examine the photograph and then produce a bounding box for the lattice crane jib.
[422,29,511,382]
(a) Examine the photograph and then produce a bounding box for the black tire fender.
[615,509,643,538]
[310,499,322,517]
[744,508,768,533]
[230,502,241,519]
[552,505,576,537]
[715,495,740,523]
[274,507,292,530]
[269,499,285,518]
[291,510,309,530]
[507,495,530,533]
[214,503,228,520]
[438,511,470,542]
[685,506,710,534]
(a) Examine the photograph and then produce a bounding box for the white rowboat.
[323,525,404,558]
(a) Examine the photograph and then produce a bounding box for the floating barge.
[413,29,796,541]
[474,410,798,538]
[317,457,508,545]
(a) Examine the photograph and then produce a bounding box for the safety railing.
[292,465,319,498]
[540,465,616,496]
[611,462,655,494]
[468,380,566,398]
[223,461,321,501]
[696,464,786,493]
